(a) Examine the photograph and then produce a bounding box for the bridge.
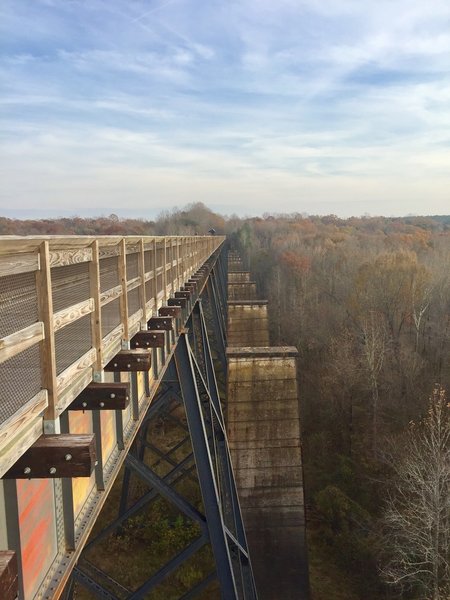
[0,235,308,600]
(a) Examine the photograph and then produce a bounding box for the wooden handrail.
[0,235,224,476]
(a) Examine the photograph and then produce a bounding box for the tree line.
[231,214,450,600]
[2,205,449,598]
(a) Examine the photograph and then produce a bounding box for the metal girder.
[205,274,227,378]
[128,536,208,600]
[125,454,207,529]
[67,244,258,600]
[84,458,197,553]
[175,334,238,599]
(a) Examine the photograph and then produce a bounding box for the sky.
[1,0,450,219]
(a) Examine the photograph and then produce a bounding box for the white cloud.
[1,0,450,217]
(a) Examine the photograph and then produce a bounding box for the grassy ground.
[308,532,361,600]
[73,408,220,599]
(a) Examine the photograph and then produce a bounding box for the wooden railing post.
[138,238,146,328]
[38,241,58,425]
[118,239,129,344]
[90,240,102,377]
[153,238,158,313]
[163,239,167,304]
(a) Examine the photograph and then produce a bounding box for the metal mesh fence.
[51,263,90,312]
[145,278,154,304]
[156,243,164,268]
[127,287,141,317]
[0,344,42,425]
[100,257,119,293]
[54,314,92,375]
[143,248,153,273]
[0,271,38,338]
[102,298,121,338]
[156,273,163,296]
[126,253,139,280]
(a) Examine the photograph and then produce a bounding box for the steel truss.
[67,249,257,600]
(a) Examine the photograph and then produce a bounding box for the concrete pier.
[227,348,309,599]
[227,282,257,301]
[227,301,270,347]
[228,271,251,283]
[226,251,309,600]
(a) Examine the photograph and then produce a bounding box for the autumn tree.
[380,387,450,599]
[359,311,389,453]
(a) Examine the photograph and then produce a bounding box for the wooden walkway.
[0,235,224,599]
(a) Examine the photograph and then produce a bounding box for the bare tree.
[380,387,450,599]
[411,268,432,353]
[360,310,389,452]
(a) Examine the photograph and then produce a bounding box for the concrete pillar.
[228,271,251,283]
[227,301,270,347]
[227,282,257,301]
[228,256,244,272]
[227,347,309,600]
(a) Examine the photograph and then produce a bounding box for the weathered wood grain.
[131,330,165,349]
[138,238,146,327]
[38,241,58,420]
[126,275,141,292]
[118,239,128,340]
[3,434,96,479]
[0,390,48,449]
[147,316,173,331]
[0,322,44,365]
[56,348,96,393]
[53,298,94,332]
[0,417,43,478]
[159,306,182,318]
[98,245,120,259]
[70,382,130,411]
[0,252,39,276]
[99,284,122,307]
[49,248,92,267]
[55,367,93,416]
[89,240,102,370]
[128,309,143,330]
[128,320,141,340]
[101,324,123,367]
[104,349,151,372]
[0,551,18,600]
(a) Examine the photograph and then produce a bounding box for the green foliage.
[315,485,371,538]
[314,485,381,595]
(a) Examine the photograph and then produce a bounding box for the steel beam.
[175,334,238,599]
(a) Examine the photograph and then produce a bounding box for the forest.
[1,204,449,599]
[231,213,450,600]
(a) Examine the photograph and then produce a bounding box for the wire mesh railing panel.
[127,287,141,317]
[51,263,90,312]
[0,344,42,424]
[166,243,172,264]
[156,242,164,269]
[100,256,120,293]
[145,278,154,305]
[102,297,121,338]
[144,250,154,273]
[126,252,139,281]
[54,314,92,375]
[0,271,38,338]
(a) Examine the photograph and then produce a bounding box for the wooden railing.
[0,235,223,478]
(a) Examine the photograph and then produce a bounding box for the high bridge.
[0,236,308,600]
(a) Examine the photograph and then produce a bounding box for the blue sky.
[1,0,450,218]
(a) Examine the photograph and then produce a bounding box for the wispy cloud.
[1,0,450,217]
